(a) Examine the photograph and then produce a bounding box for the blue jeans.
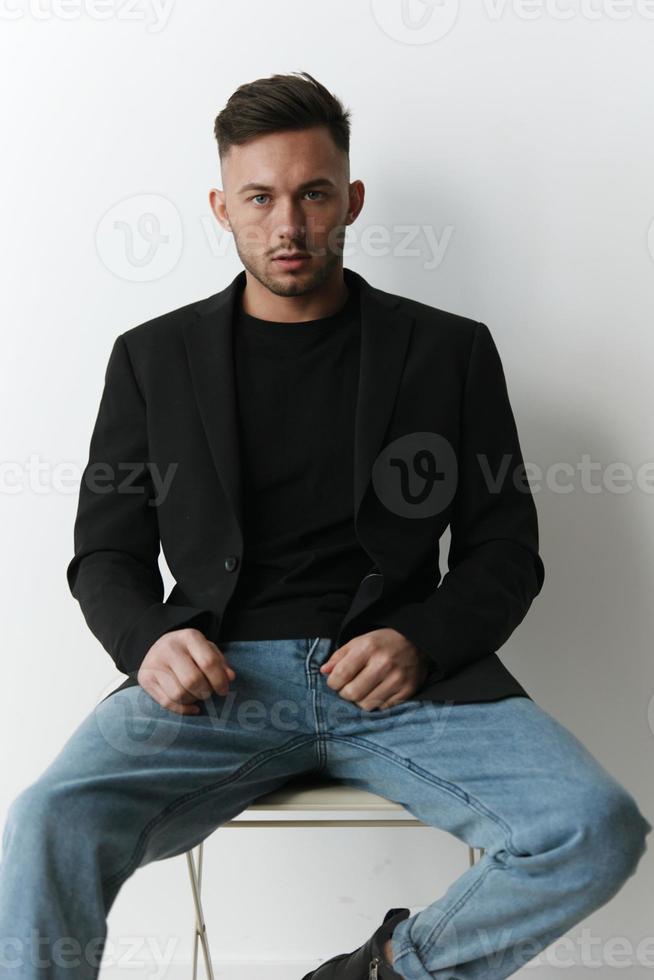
[0,637,650,979]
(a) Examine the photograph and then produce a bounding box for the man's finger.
[185,633,235,695]
[155,664,201,704]
[168,650,219,700]
[354,676,402,712]
[151,681,200,715]
[320,640,350,674]
[150,672,201,714]
[332,647,397,700]
[323,645,371,692]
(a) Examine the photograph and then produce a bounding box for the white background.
[1,1,653,976]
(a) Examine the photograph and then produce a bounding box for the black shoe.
[301,906,410,979]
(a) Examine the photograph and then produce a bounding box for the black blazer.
[67,267,545,705]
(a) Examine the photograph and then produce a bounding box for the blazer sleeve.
[66,333,217,680]
[371,320,545,680]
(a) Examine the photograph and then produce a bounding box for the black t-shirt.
[218,278,374,641]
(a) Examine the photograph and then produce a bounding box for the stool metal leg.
[468,845,485,866]
[184,831,483,976]
[186,841,215,980]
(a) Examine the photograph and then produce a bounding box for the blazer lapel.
[348,268,415,528]
[182,267,415,545]
[183,273,246,533]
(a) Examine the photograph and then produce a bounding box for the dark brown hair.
[213,71,351,161]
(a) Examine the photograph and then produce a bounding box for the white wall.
[1,1,653,976]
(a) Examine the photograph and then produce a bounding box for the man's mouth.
[272,253,312,270]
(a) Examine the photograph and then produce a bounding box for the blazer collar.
[182,267,415,544]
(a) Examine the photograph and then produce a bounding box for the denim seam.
[323,731,522,965]
[323,732,520,854]
[100,734,317,891]
[393,860,496,963]
[305,637,327,761]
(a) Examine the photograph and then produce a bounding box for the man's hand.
[137,628,236,715]
[320,628,431,711]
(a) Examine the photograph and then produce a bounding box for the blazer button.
[224,554,239,572]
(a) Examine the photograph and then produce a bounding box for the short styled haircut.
[213,71,351,161]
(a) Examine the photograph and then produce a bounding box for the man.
[0,71,650,980]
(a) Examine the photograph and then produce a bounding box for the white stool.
[185,772,485,979]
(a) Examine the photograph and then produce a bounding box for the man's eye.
[250,191,325,205]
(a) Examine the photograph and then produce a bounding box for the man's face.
[209,125,363,297]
